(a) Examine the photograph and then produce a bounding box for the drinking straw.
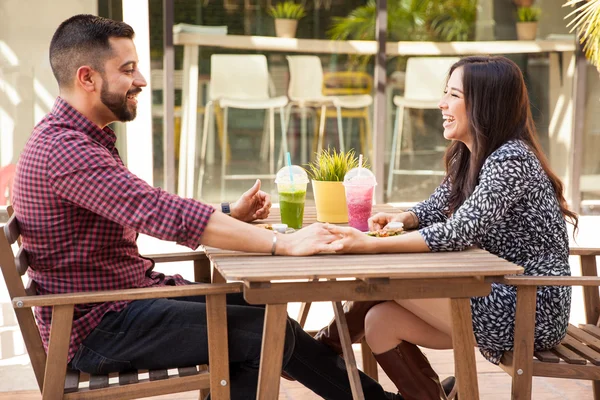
[358,154,363,178]
[286,152,295,191]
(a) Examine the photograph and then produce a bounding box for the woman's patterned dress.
[409,139,571,364]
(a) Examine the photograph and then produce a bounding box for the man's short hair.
[49,14,135,89]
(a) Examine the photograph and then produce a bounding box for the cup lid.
[275,165,309,184]
[343,167,377,186]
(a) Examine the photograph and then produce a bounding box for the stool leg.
[220,106,229,202]
[387,105,402,201]
[364,107,372,160]
[300,105,308,164]
[279,106,289,168]
[318,104,327,153]
[197,102,213,200]
[336,105,345,152]
[260,111,269,162]
[269,108,275,175]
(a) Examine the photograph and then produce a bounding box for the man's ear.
[76,66,98,93]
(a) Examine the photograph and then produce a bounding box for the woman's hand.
[369,212,402,231]
[324,225,377,254]
[278,223,343,256]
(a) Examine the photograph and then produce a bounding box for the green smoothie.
[278,190,306,229]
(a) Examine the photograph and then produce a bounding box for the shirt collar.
[52,97,117,149]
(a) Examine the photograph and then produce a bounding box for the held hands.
[324,225,376,254]
[278,223,343,256]
[230,179,272,222]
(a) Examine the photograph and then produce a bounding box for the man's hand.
[230,179,272,222]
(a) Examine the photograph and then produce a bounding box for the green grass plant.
[517,6,541,22]
[268,1,306,20]
[306,148,369,182]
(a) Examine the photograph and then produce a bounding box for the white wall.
[0,1,98,166]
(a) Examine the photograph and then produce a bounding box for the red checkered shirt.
[12,98,215,362]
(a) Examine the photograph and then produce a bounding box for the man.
[12,14,402,399]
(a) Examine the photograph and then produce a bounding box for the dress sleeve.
[408,179,451,228]
[419,155,530,252]
[47,132,214,249]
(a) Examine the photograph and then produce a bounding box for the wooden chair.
[0,207,240,400]
[496,246,600,399]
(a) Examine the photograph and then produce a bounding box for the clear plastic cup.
[275,166,309,229]
[343,167,377,231]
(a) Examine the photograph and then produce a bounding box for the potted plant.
[306,148,364,223]
[268,1,306,38]
[516,6,541,40]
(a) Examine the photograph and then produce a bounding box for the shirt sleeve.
[408,179,451,228]
[46,131,214,249]
[419,154,530,252]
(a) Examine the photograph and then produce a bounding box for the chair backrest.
[322,71,373,96]
[286,55,325,100]
[0,164,16,206]
[210,54,270,101]
[0,211,46,391]
[404,57,460,102]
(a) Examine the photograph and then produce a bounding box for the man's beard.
[100,79,139,122]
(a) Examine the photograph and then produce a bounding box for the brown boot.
[374,341,448,400]
[314,300,384,354]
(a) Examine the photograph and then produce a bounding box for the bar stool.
[387,57,460,200]
[198,55,289,200]
[285,55,345,164]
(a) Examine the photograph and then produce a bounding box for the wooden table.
[205,205,524,399]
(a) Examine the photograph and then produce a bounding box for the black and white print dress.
[409,139,571,365]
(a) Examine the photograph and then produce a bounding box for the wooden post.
[373,0,387,203]
[163,0,175,194]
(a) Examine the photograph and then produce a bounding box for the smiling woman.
[316,55,580,400]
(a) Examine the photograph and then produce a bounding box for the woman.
[324,56,578,400]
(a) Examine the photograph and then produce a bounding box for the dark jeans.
[71,292,391,400]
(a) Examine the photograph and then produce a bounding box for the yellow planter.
[311,180,348,223]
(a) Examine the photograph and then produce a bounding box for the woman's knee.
[364,301,397,347]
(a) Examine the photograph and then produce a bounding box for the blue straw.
[286,152,295,191]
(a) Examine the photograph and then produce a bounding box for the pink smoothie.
[345,185,374,231]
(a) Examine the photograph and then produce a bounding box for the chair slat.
[178,366,199,377]
[552,343,588,365]
[561,335,600,365]
[3,215,20,245]
[64,369,80,393]
[534,350,560,363]
[568,324,600,353]
[149,369,169,381]
[15,247,29,276]
[89,374,109,390]
[118,370,139,385]
[579,324,600,341]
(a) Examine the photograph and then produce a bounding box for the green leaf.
[305,148,369,181]
[564,0,600,71]
[268,1,306,20]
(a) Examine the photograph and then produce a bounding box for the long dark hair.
[443,56,578,230]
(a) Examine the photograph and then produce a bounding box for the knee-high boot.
[314,300,384,354]
[374,341,448,400]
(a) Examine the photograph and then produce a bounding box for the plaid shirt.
[12,98,214,362]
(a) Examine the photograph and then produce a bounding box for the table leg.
[450,298,479,400]
[332,301,365,400]
[257,304,288,400]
